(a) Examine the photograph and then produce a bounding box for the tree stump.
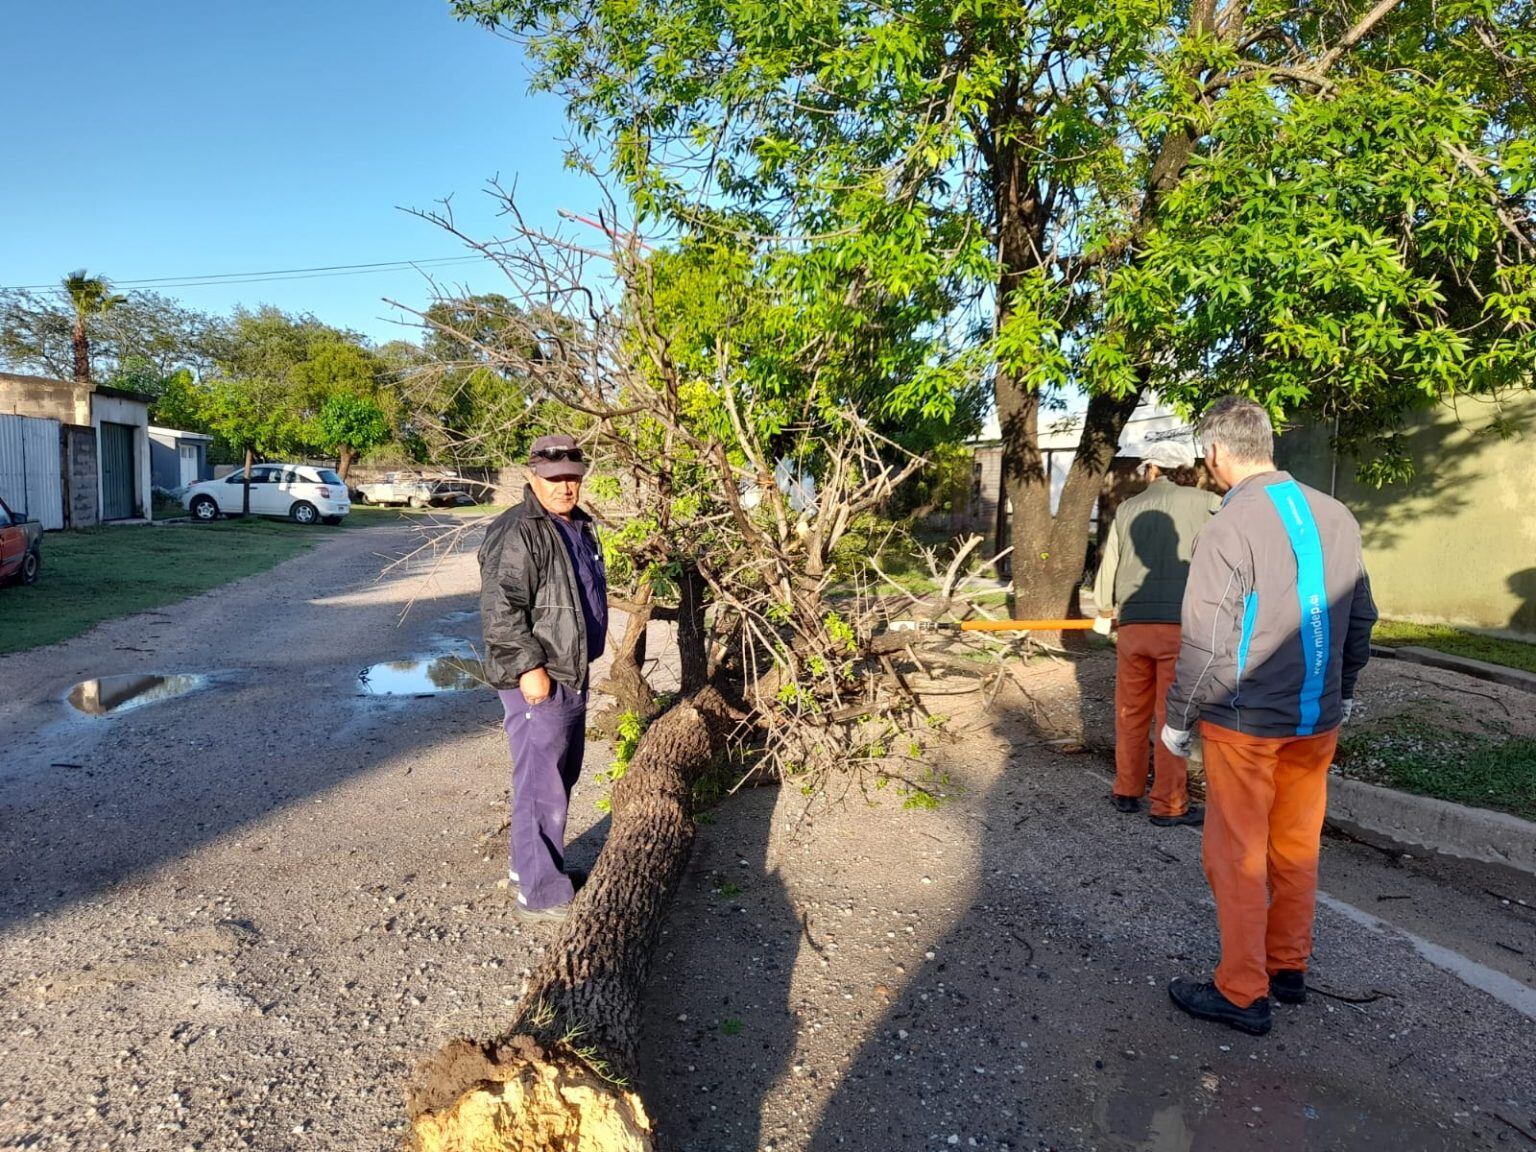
[404,686,737,1151]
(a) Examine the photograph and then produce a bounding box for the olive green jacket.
[1094,478,1220,625]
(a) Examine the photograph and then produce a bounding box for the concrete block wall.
[63,424,98,528]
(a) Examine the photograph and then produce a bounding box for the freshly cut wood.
[405,686,738,1152]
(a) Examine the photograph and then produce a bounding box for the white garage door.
[0,413,64,530]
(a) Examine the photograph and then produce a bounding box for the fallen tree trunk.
[405,685,738,1152]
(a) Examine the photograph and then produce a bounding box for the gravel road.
[2,525,1533,1151]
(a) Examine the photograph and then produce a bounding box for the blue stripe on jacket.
[1265,480,1331,735]
[1235,589,1259,700]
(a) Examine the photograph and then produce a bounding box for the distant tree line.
[0,275,566,481]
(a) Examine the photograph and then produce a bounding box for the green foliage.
[720,1018,744,1036]
[1338,718,1536,821]
[394,295,563,467]
[316,391,390,459]
[594,709,650,811]
[900,788,942,812]
[824,513,901,582]
[145,307,398,465]
[893,441,977,518]
[898,766,956,811]
[455,0,1535,613]
[1,285,218,385]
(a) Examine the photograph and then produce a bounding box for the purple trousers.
[499,682,587,910]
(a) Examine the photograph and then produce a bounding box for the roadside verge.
[1327,774,1536,877]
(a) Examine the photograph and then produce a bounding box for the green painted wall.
[1278,394,1536,635]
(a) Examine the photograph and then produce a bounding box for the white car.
[183,464,352,525]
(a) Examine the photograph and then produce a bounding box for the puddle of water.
[67,674,207,716]
[358,655,488,696]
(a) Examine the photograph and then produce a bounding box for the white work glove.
[1160,724,1193,759]
[1092,615,1114,637]
[1341,698,1356,724]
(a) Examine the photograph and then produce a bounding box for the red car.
[0,495,42,586]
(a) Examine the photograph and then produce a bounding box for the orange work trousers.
[1113,623,1188,817]
[1200,721,1340,1008]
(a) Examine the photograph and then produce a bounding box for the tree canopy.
[455,0,1536,611]
[1,284,219,391]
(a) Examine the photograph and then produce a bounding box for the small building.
[0,371,155,526]
[148,426,214,491]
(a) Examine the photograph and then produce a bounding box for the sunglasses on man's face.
[532,447,585,463]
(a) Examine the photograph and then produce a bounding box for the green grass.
[0,520,316,655]
[1374,620,1536,676]
[1337,718,1536,822]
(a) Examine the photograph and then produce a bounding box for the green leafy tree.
[315,391,390,479]
[148,368,209,432]
[397,294,559,466]
[456,0,1536,615]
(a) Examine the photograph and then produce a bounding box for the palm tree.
[62,270,125,383]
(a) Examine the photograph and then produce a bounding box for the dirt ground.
[1,524,1534,1151]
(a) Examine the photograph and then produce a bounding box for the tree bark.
[405,686,738,1152]
[987,98,1144,620]
[71,319,91,384]
[338,445,355,483]
[241,446,254,517]
[676,563,709,695]
[599,587,659,722]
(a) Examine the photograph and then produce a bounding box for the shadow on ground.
[800,650,1524,1151]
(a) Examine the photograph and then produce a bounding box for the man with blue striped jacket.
[1160,396,1377,1036]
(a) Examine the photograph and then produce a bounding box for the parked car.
[355,471,481,508]
[182,464,351,525]
[0,494,43,585]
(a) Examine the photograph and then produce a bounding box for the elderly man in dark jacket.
[479,434,608,922]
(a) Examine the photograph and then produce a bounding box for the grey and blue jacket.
[1164,471,1377,738]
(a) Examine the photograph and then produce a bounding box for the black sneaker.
[1168,978,1272,1036]
[1270,970,1307,1004]
[514,901,572,924]
[1151,805,1205,828]
[1112,794,1141,813]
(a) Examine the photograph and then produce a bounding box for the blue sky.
[0,0,597,345]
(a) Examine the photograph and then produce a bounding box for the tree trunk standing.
[71,319,91,384]
[987,117,1144,621]
[676,563,709,694]
[337,445,355,483]
[600,588,659,721]
[241,446,254,517]
[405,687,738,1152]
[989,128,1089,621]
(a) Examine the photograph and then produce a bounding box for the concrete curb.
[1371,643,1536,694]
[1327,774,1536,876]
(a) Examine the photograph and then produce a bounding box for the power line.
[0,254,489,292]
